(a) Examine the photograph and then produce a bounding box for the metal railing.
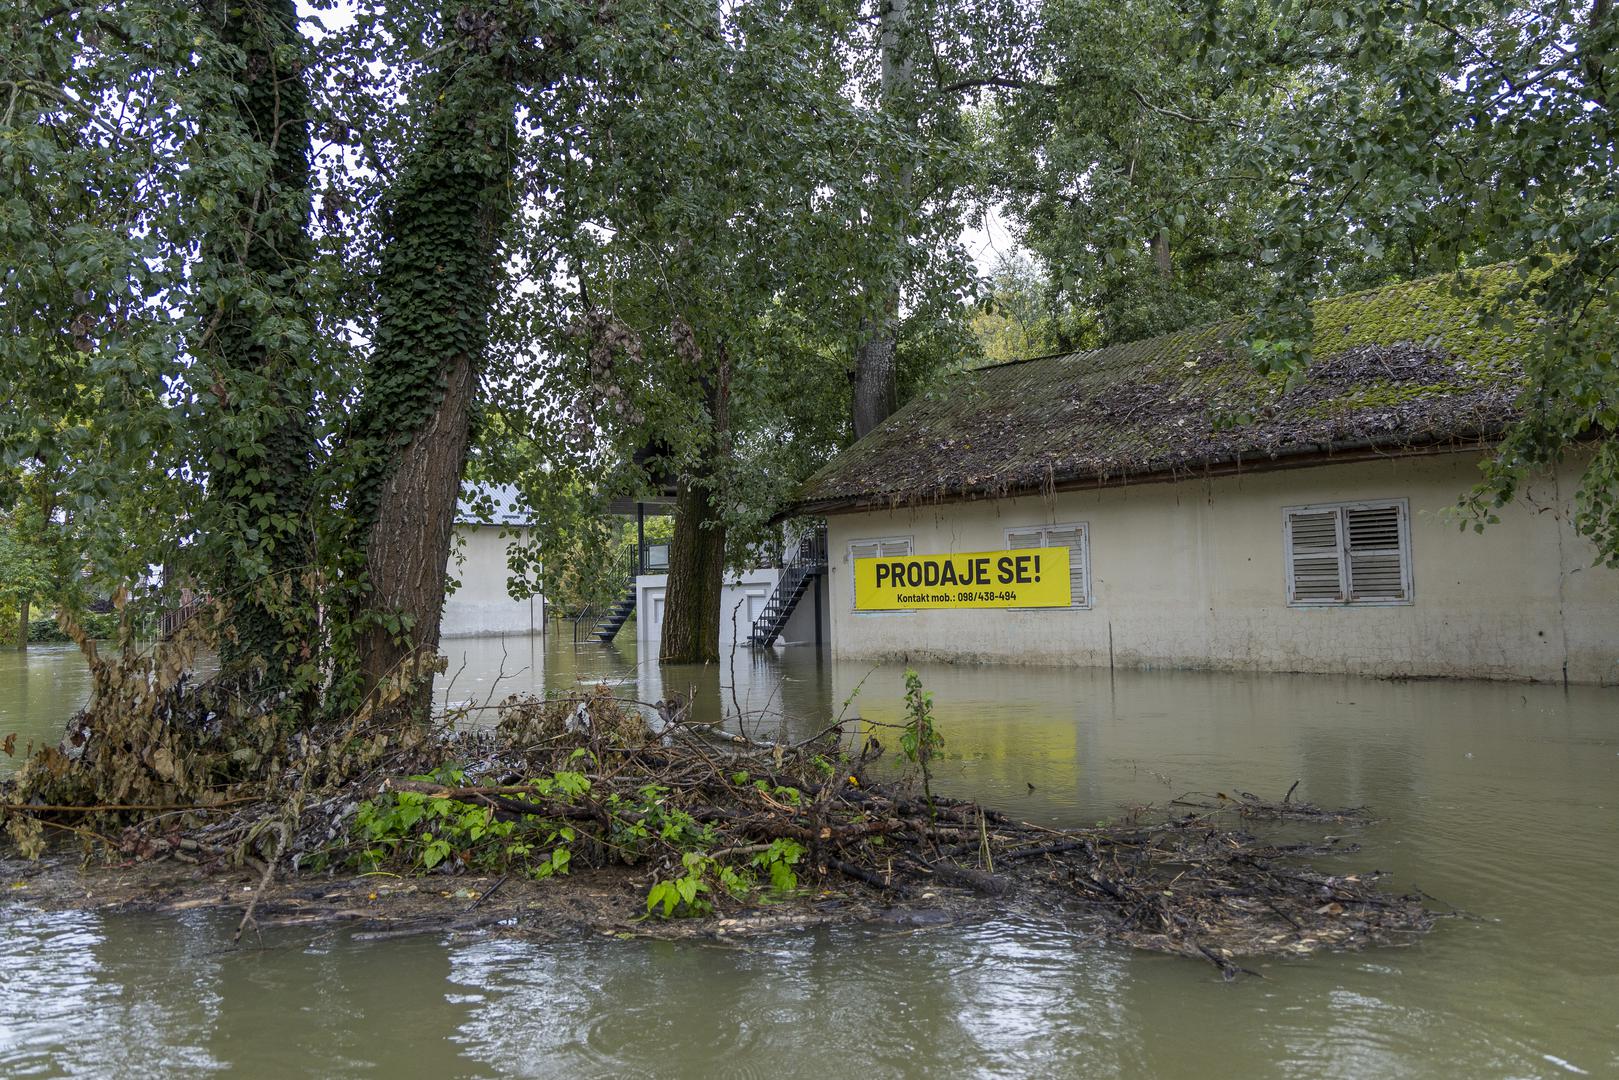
[747,522,828,647]
[570,603,596,645]
[158,597,202,640]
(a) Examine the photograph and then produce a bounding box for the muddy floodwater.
[2,633,1617,1078]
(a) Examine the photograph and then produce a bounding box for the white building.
[790,269,1619,684]
[634,565,828,649]
[630,516,829,649]
[441,484,543,638]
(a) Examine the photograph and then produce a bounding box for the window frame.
[1282,498,1413,607]
[846,535,914,614]
[1003,522,1093,610]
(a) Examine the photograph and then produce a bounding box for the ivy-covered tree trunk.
[192,0,317,705]
[660,356,731,665]
[346,2,521,720]
[15,598,27,652]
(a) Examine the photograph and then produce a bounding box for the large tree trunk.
[193,0,317,705]
[1583,0,1611,112]
[354,355,479,714]
[346,3,520,721]
[851,0,913,441]
[1151,229,1172,276]
[659,475,727,665]
[660,351,731,665]
[851,311,899,439]
[15,597,28,652]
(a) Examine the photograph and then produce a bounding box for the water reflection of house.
[789,268,1618,684]
[442,484,542,638]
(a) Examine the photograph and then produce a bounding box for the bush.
[24,611,119,643]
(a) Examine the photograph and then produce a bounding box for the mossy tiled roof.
[793,266,1532,515]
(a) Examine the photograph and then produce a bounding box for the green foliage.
[4,0,1004,709]
[488,0,991,605]
[644,838,806,919]
[537,514,674,619]
[646,851,719,918]
[606,782,719,853]
[751,838,806,895]
[991,0,1306,345]
[982,0,1617,564]
[351,764,586,878]
[967,254,1095,364]
[1200,0,1618,560]
[900,669,943,764]
[350,760,808,916]
[185,0,324,695]
[900,668,944,808]
[0,461,119,646]
[2,2,212,603]
[0,514,51,626]
[22,613,118,644]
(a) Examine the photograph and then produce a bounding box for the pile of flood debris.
[1,682,1441,978]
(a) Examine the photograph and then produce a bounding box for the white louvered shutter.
[1007,528,1043,550]
[1345,505,1408,601]
[848,541,879,608]
[1286,509,1346,603]
[1008,526,1087,607]
[849,538,910,608]
[1044,526,1088,607]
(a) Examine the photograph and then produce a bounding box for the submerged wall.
[442,525,542,638]
[825,452,1618,684]
[635,569,830,647]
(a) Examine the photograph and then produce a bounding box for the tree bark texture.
[15,597,28,652]
[194,0,317,701]
[1151,229,1172,276]
[659,352,731,665]
[347,3,520,720]
[851,312,899,439]
[659,474,728,665]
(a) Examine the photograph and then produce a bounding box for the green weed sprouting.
[900,669,944,815]
[643,837,806,919]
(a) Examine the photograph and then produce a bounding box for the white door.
[641,587,667,641]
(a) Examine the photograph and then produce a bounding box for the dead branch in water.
[1,682,1441,976]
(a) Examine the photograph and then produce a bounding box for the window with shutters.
[847,536,912,611]
[1283,500,1412,606]
[1005,523,1091,609]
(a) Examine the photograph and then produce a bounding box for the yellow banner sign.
[854,547,1071,610]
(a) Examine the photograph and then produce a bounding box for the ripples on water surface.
[1,635,1616,1077]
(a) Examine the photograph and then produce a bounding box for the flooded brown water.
[2,634,1616,1078]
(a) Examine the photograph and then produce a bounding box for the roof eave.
[787,432,1505,518]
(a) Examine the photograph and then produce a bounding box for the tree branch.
[933,75,1047,97]
[1128,86,1219,125]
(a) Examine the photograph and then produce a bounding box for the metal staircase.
[587,583,637,643]
[747,523,827,648]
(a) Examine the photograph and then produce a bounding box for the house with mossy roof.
[788,266,1617,684]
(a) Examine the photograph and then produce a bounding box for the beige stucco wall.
[442,525,542,638]
[826,452,1618,684]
